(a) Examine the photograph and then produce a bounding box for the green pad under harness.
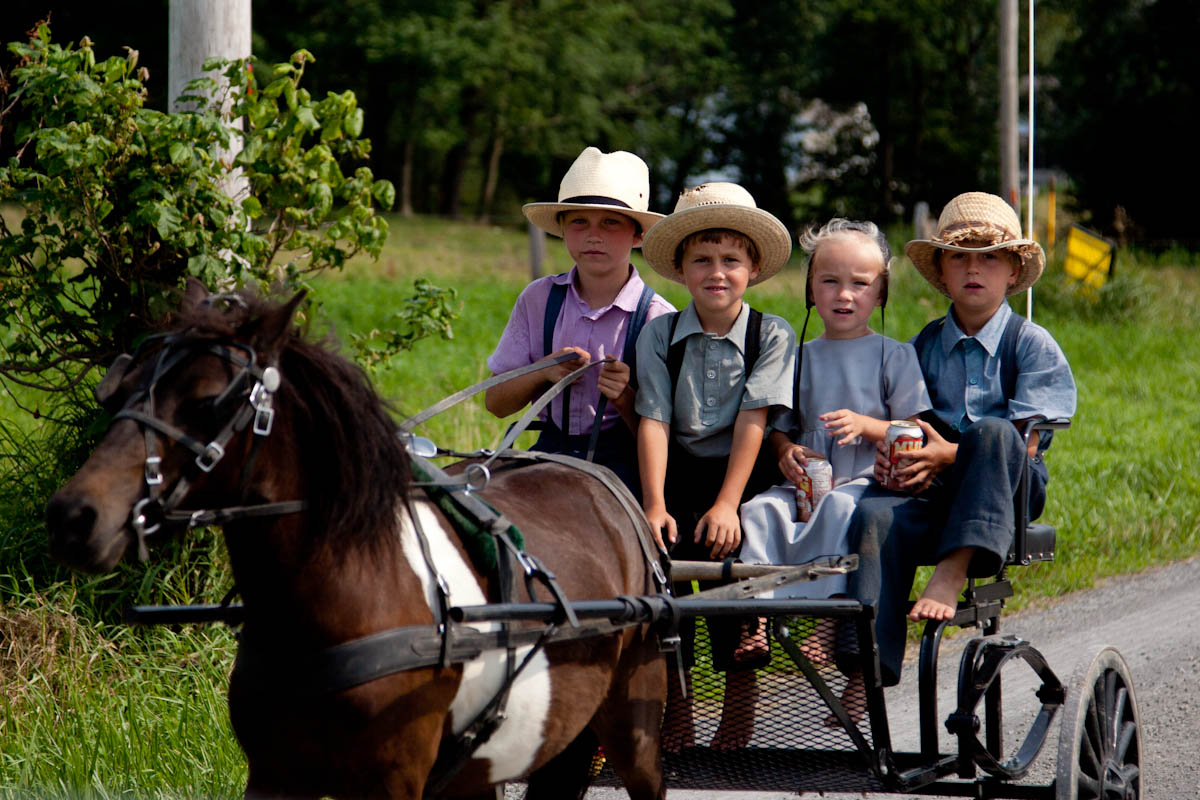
[412,463,524,573]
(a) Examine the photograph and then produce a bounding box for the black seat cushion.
[1009,523,1056,564]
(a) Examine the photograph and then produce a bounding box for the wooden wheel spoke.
[1115,718,1138,765]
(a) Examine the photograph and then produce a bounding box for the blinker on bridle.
[98,329,300,560]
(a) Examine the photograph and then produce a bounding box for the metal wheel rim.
[1056,646,1142,800]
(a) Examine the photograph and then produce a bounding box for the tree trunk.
[476,133,504,223]
[439,87,482,218]
[400,138,414,218]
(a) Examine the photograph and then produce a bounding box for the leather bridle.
[102,329,306,560]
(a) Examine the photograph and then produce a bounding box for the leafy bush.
[0,25,454,601]
[0,24,394,410]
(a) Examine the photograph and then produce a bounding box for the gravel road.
[581,557,1200,799]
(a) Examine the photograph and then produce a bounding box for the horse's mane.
[171,289,412,549]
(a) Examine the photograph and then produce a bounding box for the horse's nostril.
[46,495,99,544]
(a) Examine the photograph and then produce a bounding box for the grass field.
[2,213,1198,797]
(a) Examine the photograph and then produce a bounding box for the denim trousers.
[845,416,1049,685]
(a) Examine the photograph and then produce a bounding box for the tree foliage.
[0,24,396,418]
[1042,0,1200,246]
[8,2,1196,247]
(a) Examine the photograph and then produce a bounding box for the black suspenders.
[665,306,764,407]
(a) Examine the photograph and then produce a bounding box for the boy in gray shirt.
[636,182,795,751]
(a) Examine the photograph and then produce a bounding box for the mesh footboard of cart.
[592,614,890,794]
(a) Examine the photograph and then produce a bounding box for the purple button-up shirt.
[487,266,675,435]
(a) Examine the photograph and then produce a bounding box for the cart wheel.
[1055,646,1142,800]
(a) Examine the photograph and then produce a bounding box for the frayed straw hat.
[905,192,1045,297]
[641,182,792,286]
[522,147,665,238]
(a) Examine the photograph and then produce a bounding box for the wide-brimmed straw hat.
[905,191,1045,297]
[522,147,665,238]
[641,182,792,286]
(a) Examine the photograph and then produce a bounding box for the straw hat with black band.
[641,182,792,286]
[522,147,665,238]
[905,191,1045,298]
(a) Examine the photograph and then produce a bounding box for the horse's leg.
[523,726,599,800]
[589,635,667,800]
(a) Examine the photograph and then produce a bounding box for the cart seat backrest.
[1004,420,1070,570]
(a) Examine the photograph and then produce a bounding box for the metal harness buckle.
[196,441,225,472]
[144,456,164,486]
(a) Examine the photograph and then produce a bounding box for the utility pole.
[169,0,251,201]
[999,0,1020,211]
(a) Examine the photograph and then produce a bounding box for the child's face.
[678,236,760,322]
[810,235,884,340]
[938,247,1020,316]
[561,209,643,279]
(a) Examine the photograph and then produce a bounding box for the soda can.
[807,456,832,508]
[795,472,813,522]
[795,456,832,523]
[885,420,924,490]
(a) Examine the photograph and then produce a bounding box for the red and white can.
[885,420,924,490]
[795,456,832,522]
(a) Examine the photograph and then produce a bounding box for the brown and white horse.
[45,280,666,799]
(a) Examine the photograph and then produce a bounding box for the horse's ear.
[181,278,210,313]
[247,290,307,355]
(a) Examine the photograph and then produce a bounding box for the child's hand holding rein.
[596,357,631,402]
[542,346,591,383]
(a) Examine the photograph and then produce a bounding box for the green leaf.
[153,204,183,239]
[295,107,319,133]
[371,179,396,210]
[309,182,333,219]
[168,141,190,165]
[343,108,364,138]
[241,195,263,218]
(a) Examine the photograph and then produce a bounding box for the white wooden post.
[169,0,251,202]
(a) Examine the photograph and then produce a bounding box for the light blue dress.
[739,333,931,597]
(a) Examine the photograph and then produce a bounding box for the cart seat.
[1008,522,1056,565]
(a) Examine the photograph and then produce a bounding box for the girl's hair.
[673,228,761,270]
[799,218,890,268]
[799,218,891,308]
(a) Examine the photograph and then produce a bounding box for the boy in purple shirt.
[485,147,674,493]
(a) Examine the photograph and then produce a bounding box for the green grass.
[3,212,1198,796]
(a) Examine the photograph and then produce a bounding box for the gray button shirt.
[922,302,1076,432]
[636,302,795,458]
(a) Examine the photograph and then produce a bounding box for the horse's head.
[46,279,304,572]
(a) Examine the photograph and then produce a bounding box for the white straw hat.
[522,147,665,238]
[641,182,792,285]
[905,192,1045,297]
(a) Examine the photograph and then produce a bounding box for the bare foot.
[710,670,758,750]
[732,617,769,663]
[661,671,694,753]
[825,670,866,728]
[798,617,836,667]
[909,548,973,621]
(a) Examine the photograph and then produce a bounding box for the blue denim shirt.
[915,302,1076,434]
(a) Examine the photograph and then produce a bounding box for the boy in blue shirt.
[848,192,1076,688]
[636,182,795,750]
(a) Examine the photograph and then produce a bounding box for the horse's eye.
[178,396,220,427]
